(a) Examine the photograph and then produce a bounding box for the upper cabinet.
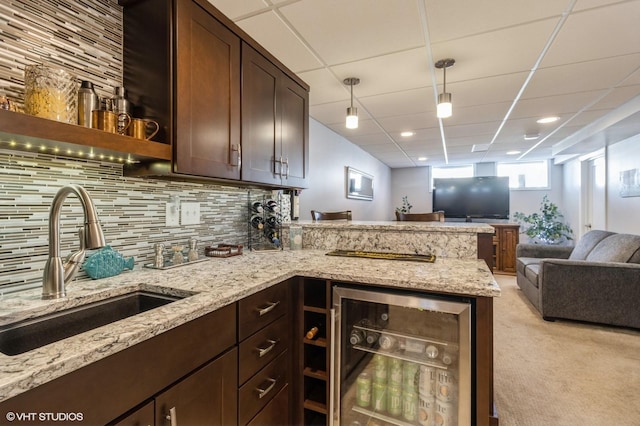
[241,44,309,188]
[121,0,309,188]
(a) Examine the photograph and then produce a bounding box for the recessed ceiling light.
[401,131,415,137]
[536,116,559,124]
[524,133,539,140]
[507,150,521,155]
[418,157,427,161]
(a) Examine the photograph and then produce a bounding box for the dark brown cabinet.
[241,43,309,188]
[122,0,308,187]
[237,280,292,425]
[156,348,238,426]
[491,224,520,274]
[123,0,241,180]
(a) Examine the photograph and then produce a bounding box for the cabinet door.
[241,43,280,186]
[501,227,519,273]
[112,401,154,426]
[156,347,238,426]
[175,0,241,179]
[279,75,309,188]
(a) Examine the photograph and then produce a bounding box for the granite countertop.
[0,249,499,402]
[291,220,496,233]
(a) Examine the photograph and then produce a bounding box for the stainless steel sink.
[0,290,189,356]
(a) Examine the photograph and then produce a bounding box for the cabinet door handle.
[230,143,241,167]
[273,157,282,177]
[256,377,277,399]
[256,300,280,316]
[165,406,177,426]
[329,308,337,426]
[283,157,289,178]
[256,339,279,357]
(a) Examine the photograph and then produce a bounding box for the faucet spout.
[42,184,106,299]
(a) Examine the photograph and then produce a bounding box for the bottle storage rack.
[247,191,283,251]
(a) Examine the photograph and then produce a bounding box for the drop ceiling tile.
[233,10,323,72]
[360,87,434,118]
[510,90,609,120]
[542,1,640,66]
[330,48,432,98]
[424,0,568,43]
[524,54,640,99]
[298,68,349,106]
[206,0,269,19]
[377,113,439,133]
[279,0,424,66]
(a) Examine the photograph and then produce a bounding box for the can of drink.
[402,390,418,422]
[372,354,388,384]
[418,393,436,426]
[356,372,371,407]
[372,381,387,413]
[388,358,403,387]
[435,399,456,426]
[387,385,402,416]
[419,365,437,397]
[402,361,419,392]
[436,370,457,402]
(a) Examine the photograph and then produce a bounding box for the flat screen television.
[432,176,510,220]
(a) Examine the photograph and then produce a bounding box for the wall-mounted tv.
[433,176,510,220]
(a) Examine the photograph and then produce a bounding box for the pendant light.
[344,77,360,129]
[435,58,455,118]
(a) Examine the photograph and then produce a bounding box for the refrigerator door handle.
[329,307,338,426]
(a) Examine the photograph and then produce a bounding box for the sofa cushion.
[569,230,615,260]
[586,234,640,263]
[524,264,540,288]
[517,257,540,275]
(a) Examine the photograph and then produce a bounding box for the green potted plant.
[396,196,412,213]
[513,195,573,244]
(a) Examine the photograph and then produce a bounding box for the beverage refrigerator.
[330,286,472,426]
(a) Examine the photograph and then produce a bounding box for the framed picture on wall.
[346,167,373,200]
[619,168,640,197]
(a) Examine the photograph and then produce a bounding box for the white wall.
[299,119,392,221]
[604,135,640,234]
[390,163,566,226]
[561,134,640,236]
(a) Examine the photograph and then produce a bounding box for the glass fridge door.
[332,286,471,426]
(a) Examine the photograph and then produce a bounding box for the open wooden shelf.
[303,367,327,381]
[0,109,172,164]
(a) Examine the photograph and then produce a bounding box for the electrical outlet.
[181,202,200,225]
[165,202,180,227]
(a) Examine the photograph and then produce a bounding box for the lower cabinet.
[237,280,292,425]
[114,349,237,426]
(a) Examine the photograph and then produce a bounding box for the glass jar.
[24,64,77,124]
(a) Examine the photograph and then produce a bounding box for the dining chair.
[311,210,352,221]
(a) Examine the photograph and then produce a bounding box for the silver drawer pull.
[256,339,279,358]
[256,300,280,316]
[256,378,277,399]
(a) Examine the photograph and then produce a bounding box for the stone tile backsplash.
[0,150,275,294]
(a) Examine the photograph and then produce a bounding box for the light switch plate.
[181,202,200,225]
[165,202,180,227]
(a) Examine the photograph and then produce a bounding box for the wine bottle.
[250,215,265,230]
[264,228,280,246]
[349,328,366,345]
[251,201,263,213]
[265,214,281,227]
[305,323,322,339]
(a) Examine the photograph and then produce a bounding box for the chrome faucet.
[42,184,106,299]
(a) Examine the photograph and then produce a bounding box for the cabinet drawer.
[238,350,289,425]
[239,314,289,385]
[247,384,289,426]
[238,282,289,340]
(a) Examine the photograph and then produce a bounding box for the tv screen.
[433,176,510,219]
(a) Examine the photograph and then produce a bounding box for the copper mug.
[128,118,160,140]
[92,110,131,134]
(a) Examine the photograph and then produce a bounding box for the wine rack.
[299,278,332,426]
[247,192,283,251]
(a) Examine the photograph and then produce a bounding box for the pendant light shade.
[435,58,455,119]
[344,77,360,129]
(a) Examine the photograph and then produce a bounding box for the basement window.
[430,165,473,191]
[497,160,549,189]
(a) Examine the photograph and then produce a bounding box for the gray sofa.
[516,230,640,329]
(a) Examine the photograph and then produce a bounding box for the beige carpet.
[493,275,640,426]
